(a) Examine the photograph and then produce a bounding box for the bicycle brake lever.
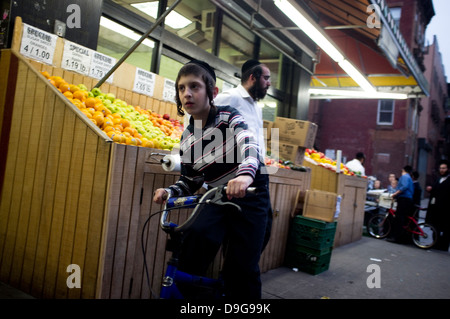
[206,185,242,212]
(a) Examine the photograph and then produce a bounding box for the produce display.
[41,71,183,150]
[304,148,363,177]
[264,155,307,171]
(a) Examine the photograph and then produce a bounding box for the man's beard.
[249,81,268,101]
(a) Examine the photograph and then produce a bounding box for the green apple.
[91,88,102,97]
[105,93,116,103]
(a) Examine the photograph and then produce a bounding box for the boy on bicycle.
[153,60,271,299]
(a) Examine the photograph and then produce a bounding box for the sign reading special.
[20,23,58,65]
[61,40,92,75]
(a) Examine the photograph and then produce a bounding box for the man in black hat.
[214,59,272,251]
[214,59,271,158]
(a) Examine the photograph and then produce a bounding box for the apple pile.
[42,72,183,150]
[304,148,356,176]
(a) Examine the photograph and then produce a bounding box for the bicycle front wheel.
[367,214,391,239]
[412,223,437,249]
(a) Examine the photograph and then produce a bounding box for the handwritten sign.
[61,40,92,75]
[163,79,176,103]
[89,51,116,83]
[133,68,155,97]
[20,23,57,65]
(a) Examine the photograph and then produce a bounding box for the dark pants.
[390,197,414,242]
[178,172,271,299]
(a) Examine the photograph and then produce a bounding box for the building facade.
[418,36,449,187]
[308,0,439,190]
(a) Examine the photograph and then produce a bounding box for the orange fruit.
[40,71,51,79]
[111,133,122,143]
[93,112,104,126]
[126,137,138,146]
[112,113,122,119]
[63,91,73,99]
[120,119,131,128]
[102,119,114,129]
[73,90,88,102]
[123,127,136,136]
[81,109,92,118]
[50,76,64,87]
[104,126,115,134]
[69,84,80,93]
[59,82,70,93]
[85,97,97,108]
[113,124,123,132]
[90,118,97,126]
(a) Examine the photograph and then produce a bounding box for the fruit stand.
[0,19,311,299]
[303,150,368,247]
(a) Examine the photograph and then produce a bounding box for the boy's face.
[177,74,211,118]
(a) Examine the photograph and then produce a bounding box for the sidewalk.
[261,235,450,299]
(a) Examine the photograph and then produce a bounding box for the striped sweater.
[167,105,261,196]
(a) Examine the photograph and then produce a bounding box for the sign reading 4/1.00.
[20,23,58,65]
[62,40,92,76]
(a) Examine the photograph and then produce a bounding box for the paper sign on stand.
[133,67,156,97]
[61,40,92,75]
[89,51,116,83]
[20,23,58,65]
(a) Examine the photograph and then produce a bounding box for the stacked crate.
[285,216,337,275]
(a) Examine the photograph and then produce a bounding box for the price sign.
[90,52,116,83]
[20,23,57,65]
[133,68,155,97]
[61,40,92,75]
[162,79,176,103]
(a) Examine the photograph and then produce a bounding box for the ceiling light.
[131,2,192,29]
[100,17,155,48]
[274,0,376,93]
[309,88,408,100]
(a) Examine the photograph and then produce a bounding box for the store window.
[377,100,395,125]
[218,14,255,67]
[97,17,154,70]
[259,40,281,91]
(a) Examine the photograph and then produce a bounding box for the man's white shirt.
[214,84,266,158]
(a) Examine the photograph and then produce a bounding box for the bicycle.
[367,195,437,249]
[142,184,255,299]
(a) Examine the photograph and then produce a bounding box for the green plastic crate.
[288,215,337,250]
[284,244,332,275]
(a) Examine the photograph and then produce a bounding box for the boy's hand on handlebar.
[226,175,254,199]
[153,188,168,204]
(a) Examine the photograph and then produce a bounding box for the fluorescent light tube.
[309,88,408,99]
[274,0,376,93]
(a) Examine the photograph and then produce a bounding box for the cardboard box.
[263,120,274,140]
[273,117,318,148]
[302,189,338,222]
[270,140,306,165]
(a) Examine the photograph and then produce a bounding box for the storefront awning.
[300,0,433,99]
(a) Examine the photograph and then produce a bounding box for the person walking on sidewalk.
[389,165,414,243]
[425,160,450,251]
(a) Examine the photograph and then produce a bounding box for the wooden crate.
[303,161,367,247]
[0,50,311,299]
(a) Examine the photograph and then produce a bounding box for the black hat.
[188,59,216,82]
[242,59,261,74]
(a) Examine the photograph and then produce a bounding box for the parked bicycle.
[367,194,437,249]
[142,184,255,299]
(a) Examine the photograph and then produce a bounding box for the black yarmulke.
[242,59,261,74]
[188,59,216,82]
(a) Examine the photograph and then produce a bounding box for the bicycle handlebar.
[160,186,256,233]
